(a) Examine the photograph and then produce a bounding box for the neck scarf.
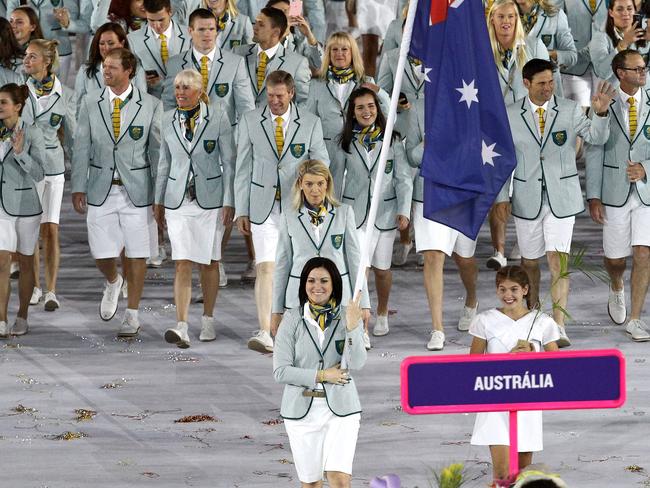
[215,11,229,31]
[305,200,327,226]
[408,55,422,66]
[178,104,201,142]
[327,65,356,84]
[353,123,383,152]
[130,16,146,30]
[499,47,512,69]
[309,298,340,331]
[0,121,14,142]
[520,4,539,34]
[33,73,55,97]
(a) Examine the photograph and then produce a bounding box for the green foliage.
[430,463,466,488]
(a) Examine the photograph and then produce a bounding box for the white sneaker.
[165,321,191,348]
[121,281,128,299]
[373,315,389,336]
[117,310,140,337]
[241,260,256,283]
[30,287,42,305]
[607,286,626,325]
[427,330,445,351]
[100,275,123,321]
[12,317,29,336]
[9,261,19,279]
[363,330,371,350]
[219,262,228,288]
[508,243,521,261]
[392,241,413,266]
[556,324,571,348]
[44,291,60,312]
[457,302,478,331]
[0,321,9,338]
[626,319,650,342]
[247,329,273,352]
[199,315,216,341]
[486,250,507,271]
[146,253,163,268]
[158,245,167,263]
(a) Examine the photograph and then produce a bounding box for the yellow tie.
[112,98,121,139]
[160,33,168,65]
[589,0,596,12]
[257,52,268,91]
[537,107,545,137]
[200,56,209,91]
[629,97,637,138]
[275,116,284,156]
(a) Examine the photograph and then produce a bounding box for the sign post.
[401,349,626,479]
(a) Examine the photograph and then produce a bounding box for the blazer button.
[113,146,118,152]
[540,156,544,161]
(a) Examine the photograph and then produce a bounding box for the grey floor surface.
[1,191,649,488]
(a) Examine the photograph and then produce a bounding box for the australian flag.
[409,0,516,240]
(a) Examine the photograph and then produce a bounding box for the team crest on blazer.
[129,126,144,141]
[335,340,345,355]
[552,130,567,146]
[541,34,552,47]
[643,125,650,140]
[385,159,394,173]
[204,140,217,153]
[331,234,344,249]
[214,83,229,98]
[49,113,62,127]
[51,0,61,6]
[230,40,241,48]
[290,143,305,158]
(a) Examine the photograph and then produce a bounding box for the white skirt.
[471,410,544,452]
[166,199,224,265]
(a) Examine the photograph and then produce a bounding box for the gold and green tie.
[629,97,637,138]
[257,52,268,91]
[112,98,121,139]
[160,33,168,65]
[200,56,209,91]
[537,107,545,137]
[275,116,284,156]
[589,0,596,12]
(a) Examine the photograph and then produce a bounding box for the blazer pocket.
[14,187,32,191]
[206,174,222,181]
[342,194,355,201]
[131,164,151,171]
[560,173,578,180]
[513,175,526,182]
[89,164,102,169]
[167,175,176,181]
[251,180,264,188]
[383,195,397,202]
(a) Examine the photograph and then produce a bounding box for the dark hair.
[109,0,143,31]
[298,257,343,306]
[143,0,171,13]
[0,18,22,69]
[496,265,534,309]
[522,58,555,81]
[189,7,217,26]
[518,481,561,488]
[260,6,288,36]
[266,69,295,92]
[0,83,30,115]
[12,7,45,43]
[86,23,130,77]
[105,47,138,79]
[606,0,646,48]
[612,48,643,80]
[266,0,290,6]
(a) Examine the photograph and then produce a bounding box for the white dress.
[469,308,560,452]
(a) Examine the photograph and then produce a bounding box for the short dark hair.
[298,257,343,306]
[260,6,288,36]
[189,8,217,27]
[0,83,30,115]
[522,58,555,81]
[517,480,562,488]
[105,47,138,79]
[266,69,295,92]
[612,49,643,81]
[266,0,290,6]
[143,0,171,13]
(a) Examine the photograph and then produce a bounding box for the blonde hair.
[487,0,528,75]
[319,32,365,80]
[28,38,59,73]
[536,0,558,16]
[201,0,239,17]
[292,160,340,210]
[173,69,209,104]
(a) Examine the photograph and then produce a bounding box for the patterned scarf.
[408,55,421,66]
[309,298,340,331]
[0,121,14,142]
[33,73,55,97]
[499,47,512,69]
[353,123,383,152]
[130,16,146,30]
[178,104,201,142]
[520,4,539,34]
[327,65,356,84]
[215,11,229,32]
[305,200,327,226]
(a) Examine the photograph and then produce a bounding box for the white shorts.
[360,224,394,270]
[514,201,574,260]
[0,207,41,255]
[251,202,281,264]
[166,200,224,265]
[284,398,360,483]
[412,202,476,258]
[603,191,650,258]
[561,69,600,108]
[36,174,65,224]
[87,185,158,259]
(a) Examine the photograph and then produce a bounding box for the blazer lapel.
[326,80,343,110]
[297,207,320,250]
[279,104,301,162]
[208,49,225,94]
[175,22,189,54]
[368,140,384,174]
[534,12,548,39]
[540,97,559,151]
[519,98,541,146]
[171,109,190,157]
[219,18,236,48]
[35,92,61,120]
[609,98,630,143]
[180,50,191,71]
[97,88,116,143]
[244,45,259,97]
[302,319,325,358]
[631,89,650,145]
[143,26,166,76]
[116,88,144,143]
[259,105,277,158]
[189,104,211,154]
[352,139,370,172]
[93,70,103,90]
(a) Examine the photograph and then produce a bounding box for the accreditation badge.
[331,234,343,249]
[129,126,144,141]
[335,340,345,355]
[204,140,216,153]
[290,143,305,158]
[552,130,567,146]
[385,159,394,173]
[643,125,650,140]
[49,113,62,127]
[214,83,229,98]
[541,34,552,46]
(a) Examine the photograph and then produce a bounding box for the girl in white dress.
[469,265,560,485]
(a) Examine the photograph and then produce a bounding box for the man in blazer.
[128,0,190,99]
[235,70,328,353]
[495,58,614,346]
[162,8,255,121]
[72,48,162,338]
[233,7,311,107]
[586,49,650,342]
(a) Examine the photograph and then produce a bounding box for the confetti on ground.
[277,459,293,464]
[75,409,97,421]
[12,405,37,414]
[167,352,199,362]
[48,432,87,441]
[174,414,217,423]
[626,465,645,473]
[16,374,39,385]
[3,343,20,349]
[100,378,131,389]
[261,419,283,426]
[142,472,160,479]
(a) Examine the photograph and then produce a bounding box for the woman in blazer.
[9,7,44,54]
[200,0,253,50]
[154,69,235,349]
[22,39,75,312]
[335,86,412,345]
[0,83,46,338]
[273,256,365,488]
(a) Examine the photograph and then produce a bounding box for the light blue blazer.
[217,13,254,51]
[156,102,235,209]
[558,0,607,76]
[0,121,46,217]
[234,103,329,224]
[383,18,402,52]
[590,31,650,86]
[60,0,94,35]
[273,307,366,419]
[497,95,610,219]
[283,32,323,71]
[0,66,23,87]
[405,98,427,203]
[71,86,162,207]
[585,91,650,207]
[498,38,550,105]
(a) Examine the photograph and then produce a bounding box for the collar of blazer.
[404,60,425,93]
[28,88,62,122]
[297,204,336,252]
[530,11,549,39]
[97,86,144,144]
[610,90,650,145]
[302,315,342,358]
[142,25,167,76]
[352,138,384,174]
[180,48,226,93]
[245,43,287,97]
[519,95,559,150]
[171,102,211,157]
[260,103,302,162]
[579,0,604,15]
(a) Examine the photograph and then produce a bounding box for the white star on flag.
[456,79,478,108]
[421,65,432,83]
[481,140,500,166]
